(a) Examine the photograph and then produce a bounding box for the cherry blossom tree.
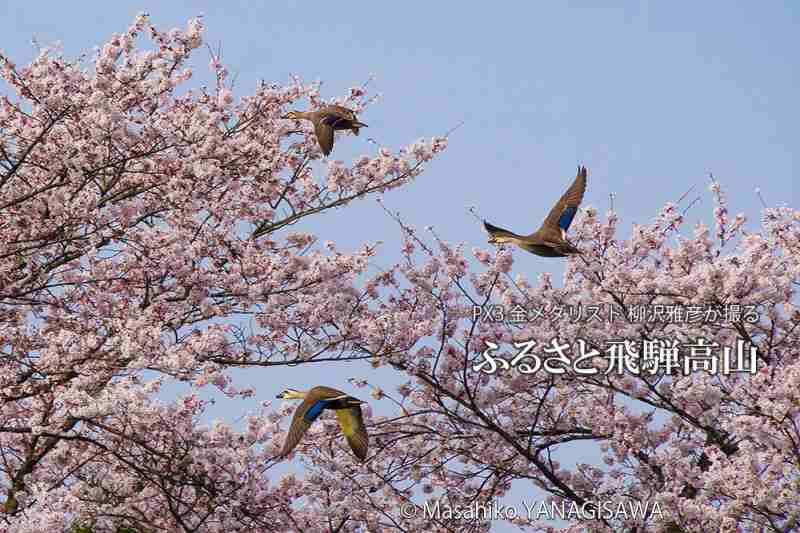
[1,14,798,533]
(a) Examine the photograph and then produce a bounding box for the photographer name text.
[402,499,663,521]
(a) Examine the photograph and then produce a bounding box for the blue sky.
[2,1,798,530]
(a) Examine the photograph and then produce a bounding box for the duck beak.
[275,393,284,399]
[353,121,368,128]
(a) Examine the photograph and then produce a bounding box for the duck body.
[482,222,580,257]
[484,166,587,257]
[524,242,578,257]
[276,386,369,461]
[281,105,368,156]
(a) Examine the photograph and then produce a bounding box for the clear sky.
[2,1,798,530]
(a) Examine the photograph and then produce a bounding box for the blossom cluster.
[1,13,798,533]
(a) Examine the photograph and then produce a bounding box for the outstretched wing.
[280,397,328,457]
[335,407,369,461]
[312,121,335,156]
[540,166,587,233]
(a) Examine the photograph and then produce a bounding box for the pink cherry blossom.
[1,14,798,533]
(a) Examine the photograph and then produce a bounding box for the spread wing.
[335,407,369,461]
[312,121,335,156]
[280,396,328,458]
[540,166,587,233]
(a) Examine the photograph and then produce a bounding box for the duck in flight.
[484,165,587,257]
[276,386,369,462]
[281,105,368,156]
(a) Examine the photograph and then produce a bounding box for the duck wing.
[321,106,365,134]
[312,120,335,156]
[335,406,369,461]
[280,395,329,458]
[538,166,587,235]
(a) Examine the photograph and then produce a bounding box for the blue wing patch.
[558,206,578,230]
[303,399,329,423]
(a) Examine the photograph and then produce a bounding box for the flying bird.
[483,165,587,257]
[281,105,368,156]
[276,386,369,461]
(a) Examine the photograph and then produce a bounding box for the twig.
[377,201,435,256]
[443,120,465,138]
[675,184,696,205]
[755,188,768,208]
[465,205,483,223]
[682,195,701,216]
[360,74,376,90]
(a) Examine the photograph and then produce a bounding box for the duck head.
[276,388,305,400]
